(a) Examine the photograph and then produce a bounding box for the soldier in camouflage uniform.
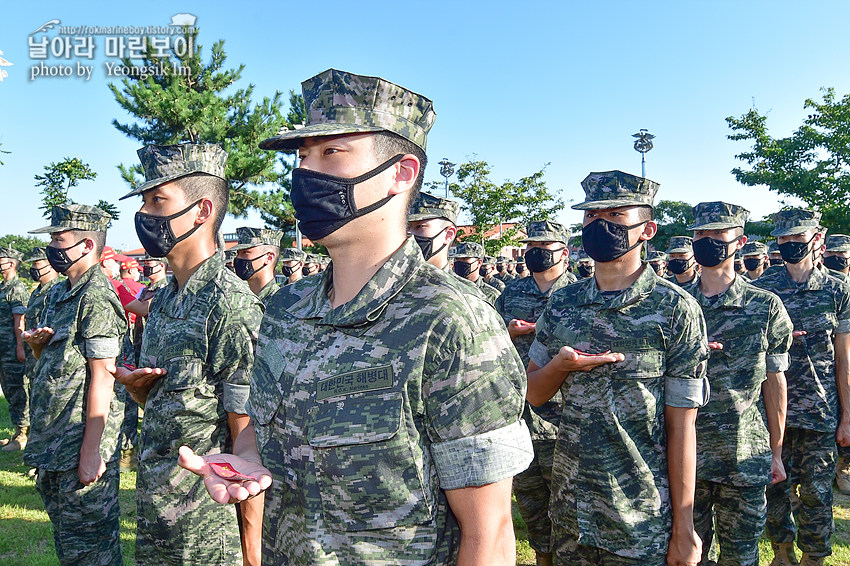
[23,204,127,566]
[576,252,594,279]
[516,256,528,278]
[481,255,507,292]
[495,255,517,283]
[231,226,283,305]
[280,247,306,285]
[179,68,534,565]
[685,202,793,566]
[302,253,321,278]
[408,192,460,269]
[113,144,264,565]
[647,249,667,277]
[741,240,769,281]
[750,209,850,566]
[452,241,501,305]
[0,247,32,451]
[21,247,61,392]
[665,236,700,287]
[526,170,710,566]
[827,235,850,493]
[768,241,784,267]
[495,219,575,566]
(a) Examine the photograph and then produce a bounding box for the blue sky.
[1,1,849,250]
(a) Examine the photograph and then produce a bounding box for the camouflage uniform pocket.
[307,394,436,531]
[160,355,206,392]
[611,351,665,423]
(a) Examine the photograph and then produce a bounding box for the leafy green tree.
[726,87,850,233]
[0,235,48,260]
[652,200,695,252]
[34,157,97,216]
[109,28,299,227]
[435,160,564,256]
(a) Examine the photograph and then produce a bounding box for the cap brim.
[230,243,264,252]
[259,123,386,152]
[686,221,743,231]
[521,236,565,243]
[119,171,226,200]
[770,225,812,237]
[29,224,69,234]
[571,199,652,211]
[408,212,449,222]
[666,247,691,254]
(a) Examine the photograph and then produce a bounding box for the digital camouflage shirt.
[473,275,500,305]
[495,270,575,440]
[246,238,533,565]
[23,264,126,471]
[685,275,793,486]
[751,266,850,432]
[24,276,63,375]
[529,265,710,559]
[135,253,263,565]
[0,275,29,356]
[256,278,279,306]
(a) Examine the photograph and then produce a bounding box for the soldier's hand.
[707,341,723,350]
[22,326,54,346]
[507,319,536,339]
[16,343,25,363]
[837,419,850,448]
[78,450,106,486]
[770,453,787,484]
[554,345,624,373]
[667,525,701,566]
[178,446,272,505]
[110,364,167,389]
[792,330,807,338]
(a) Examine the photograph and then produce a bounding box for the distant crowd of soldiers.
[1,67,849,566]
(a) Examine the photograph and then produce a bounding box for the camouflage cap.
[826,234,850,252]
[516,257,526,264]
[23,247,48,262]
[120,143,228,200]
[30,203,112,234]
[304,253,321,264]
[0,247,23,261]
[259,69,436,152]
[577,252,593,264]
[666,236,693,254]
[521,220,569,244]
[496,255,510,264]
[280,248,307,261]
[647,251,667,263]
[408,192,459,224]
[453,242,485,259]
[770,208,822,237]
[741,241,768,257]
[572,170,659,211]
[687,201,749,231]
[483,255,497,265]
[230,227,284,252]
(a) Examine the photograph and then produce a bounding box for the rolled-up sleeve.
[664,294,710,408]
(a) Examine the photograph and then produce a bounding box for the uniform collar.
[287,237,424,327]
[168,253,222,298]
[777,264,827,291]
[695,273,746,309]
[58,263,100,301]
[579,263,656,309]
[521,270,573,297]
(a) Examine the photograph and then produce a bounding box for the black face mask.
[650,263,665,275]
[666,258,692,275]
[142,264,162,278]
[135,199,203,258]
[582,219,647,263]
[234,255,267,281]
[577,264,593,278]
[693,236,739,268]
[302,265,315,277]
[743,257,763,272]
[824,255,850,272]
[29,264,51,280]
[453,261,475,278]
[478,266,489,277]
[779,236,815,264]
[46,240,87,274]
[769,258,784,266]
[291,155,404,241]
[516,265,525,274]
[413,226,449,261]
[496,265,505,273]
[525,246,564,273]
[281,264,300,278]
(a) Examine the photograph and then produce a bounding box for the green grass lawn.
[2,396,848,565]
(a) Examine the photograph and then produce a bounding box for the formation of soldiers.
[1,67,849,566]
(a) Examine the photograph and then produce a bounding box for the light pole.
[438,157,455,197]
[632,129,655,178]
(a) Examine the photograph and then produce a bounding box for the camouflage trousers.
[765,427,835,557]
[838,443,850,459]
[552,523,666,566]
[0,354,28,428]
[694,480,766,566]
[36,464,122,566]
[513,436,555,553]
[116,386,138,450]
